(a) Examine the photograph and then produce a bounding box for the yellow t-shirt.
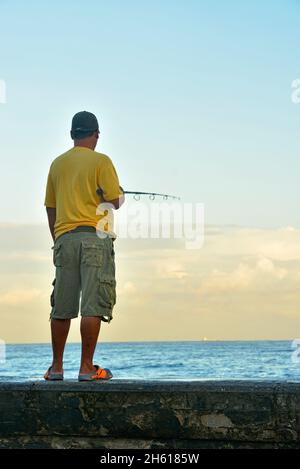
[44,146,123,240]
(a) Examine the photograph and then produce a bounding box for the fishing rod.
[123,190,181,201]
[97,188,180,201]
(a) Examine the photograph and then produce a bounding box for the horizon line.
[3,338,295,346]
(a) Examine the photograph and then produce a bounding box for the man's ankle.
[79,362,95,374]
[51,360,63,372]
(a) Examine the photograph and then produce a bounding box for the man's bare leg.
[79,317,101,374]
[51,319,71,373]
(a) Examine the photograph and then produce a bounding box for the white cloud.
[198,257,289,295]
[0,288,42,306]
[118,281,137,295]
[256,257,287,279]
[198,263,255,294]
[155,259,188,279]
[0,251,51,262]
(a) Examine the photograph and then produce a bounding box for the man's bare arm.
[46,207,56,242]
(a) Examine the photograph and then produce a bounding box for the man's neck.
[74,142,95,150]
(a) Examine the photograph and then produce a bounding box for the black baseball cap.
[71,111,99,133]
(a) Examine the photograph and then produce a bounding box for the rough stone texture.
[1,380,300,449]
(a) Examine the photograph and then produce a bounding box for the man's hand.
[96,187,125,209]
[107,194,125,209]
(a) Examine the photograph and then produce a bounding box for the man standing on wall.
[44,111,125,382]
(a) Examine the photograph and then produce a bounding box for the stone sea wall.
[0,380,300,449]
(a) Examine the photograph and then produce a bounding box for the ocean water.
[0,341,299,382]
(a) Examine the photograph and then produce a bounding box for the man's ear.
[70,130,74,140]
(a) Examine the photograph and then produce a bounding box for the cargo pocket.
[50,278,56,307]
[98,275,116,310]
[111,239,115,258]
[53,243,63,267]
[81,240,103,267]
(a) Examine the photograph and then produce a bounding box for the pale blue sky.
[0,0,299,227]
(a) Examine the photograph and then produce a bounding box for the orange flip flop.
[78,365,113,382]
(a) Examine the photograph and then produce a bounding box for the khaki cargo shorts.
[50,231,116,323]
